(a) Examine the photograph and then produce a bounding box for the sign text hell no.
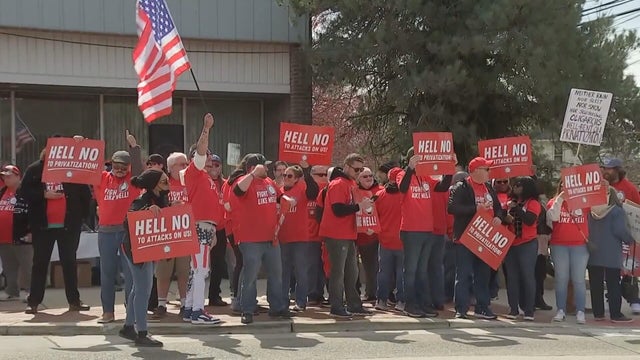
[283,131,330,146]
[134,214,190,236]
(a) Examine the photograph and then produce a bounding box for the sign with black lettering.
[560,88,612,146]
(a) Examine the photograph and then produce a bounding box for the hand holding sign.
[408,155,420,170]
[148,205,161,217]
[73,135,85,142]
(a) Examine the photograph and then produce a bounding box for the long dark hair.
[512,176,538,201]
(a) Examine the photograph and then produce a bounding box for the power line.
[583,0,623,13]
[582,0,635,16]
[615,12,640,25]
[579,6,640,25]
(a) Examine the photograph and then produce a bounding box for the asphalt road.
[0,326,638,360]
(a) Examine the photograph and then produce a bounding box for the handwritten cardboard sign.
[353,188,381,234]
[42,137,105,185]
[279,123,334,165]
[458,210,515,270]
[623,201,640,244]
[560,164,608,211]
[560,88,612,146]
[126,205,198,264]
[478,136,533,179]
[622,243,640,277]
[412,132,456,176]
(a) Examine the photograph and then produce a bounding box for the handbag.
[564,204,594,252]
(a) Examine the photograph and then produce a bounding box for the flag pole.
[189,68,210,114]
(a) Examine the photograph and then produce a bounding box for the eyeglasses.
[349,165,364,173]
[285,174,296,179]
[112,164,128,172]
[360,175,373,179]
[495,180,509,184]
[312,173,327,177]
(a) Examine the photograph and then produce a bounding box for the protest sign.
[622,243,640,277]
[623,200,640,244]
[353,188,381,234]
[126,205,198,264]
[458,210,515,270]
[478,136,533,179]
[227,143,241,166]
[412,132,456,176]
[42,137,104,185]
[560,88,612,146]
[279,123,334,165]
[560,164,608,211]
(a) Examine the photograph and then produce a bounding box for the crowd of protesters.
[1,113,639,347]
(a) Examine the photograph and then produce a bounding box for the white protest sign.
[560,88,612,146]
[227,143,241,166]
[623,200,640,244]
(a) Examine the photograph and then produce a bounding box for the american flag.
[133,0,191,123]
[15,113,35,154]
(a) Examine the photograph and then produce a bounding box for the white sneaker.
[395,301,406,312]
[553,310,566,322]
[20,291,29,304]
[631,303,640,315]
[0,293,19,301]
[374,300,389,311]
[576,311,586,324]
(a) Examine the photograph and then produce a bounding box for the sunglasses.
[285,174,297,179]
[349,165,364,173]
[495,180,509,184]
[313,173,327,177]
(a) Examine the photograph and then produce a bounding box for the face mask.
[159,189,170,198]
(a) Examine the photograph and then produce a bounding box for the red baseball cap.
[0,165,21,177]
[388,167,402,184]
[468,157,493,173]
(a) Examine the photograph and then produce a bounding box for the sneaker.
[292,305,306,312]
[395,302,406,312]
[321,299,331,307]
[269,310,295,319]
[191,310,222,325]
[153,305,167,319]
[118,325,137,341]
[611,315,633,323]
[135,335,163,347]
[349,307,374,316]
[179,306,186,317]
[404,306,426,318]
[455,312,468,319]
[553,310,566,322]
[505,310,519,320]
[330,309,353,318]
[631,303,640,315]
[422,306,439,318]
[576,311,586,324]
[209,298,228,307]
[594,315,606,321]
[69,302,90,311]
[241,313,254,324]
[24,305,37,314]
[0,293,20,301]
[20,291,29,304]
[374,300,389,311]
[535,300,552,311]
[98,312,115,324]
[523,314,535,321]
[182,308,193,322]
[475,309,497,320]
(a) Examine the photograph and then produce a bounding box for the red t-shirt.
[396,171,438,232]
[611,178,640,204]
[168,177,188,204]
[432,190,448,235]
[548,199,588,246]
[355,186,381,246]
[45,182,66,227]
[231,176,280,243]
[279,180,310,243]
[496,192,509,210]
[319,177,358,240]
[0,189,16,243]
[307,197,320,242]
[375,187,403,250]
[184,162,224,225]
[511,199,541,246]
[95,171,140,226]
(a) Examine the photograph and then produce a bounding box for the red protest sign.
[412,132,456,176]
[458,210,515,270]
[279,123,334,165]
[42,137,105,185]
[560,164,608,211]
[478,136,533,179]
[353,188,381,234]
[126,204,199,264]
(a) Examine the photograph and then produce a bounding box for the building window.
[14,93,99,171]
[103,96,182,159]
[0,93,10,165]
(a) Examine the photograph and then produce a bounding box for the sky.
[583,0,640,79]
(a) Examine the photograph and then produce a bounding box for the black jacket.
[447,178,504,241]
[19,159,91,232]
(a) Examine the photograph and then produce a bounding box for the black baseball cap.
[147,154,164,165]
[244,153,272,168]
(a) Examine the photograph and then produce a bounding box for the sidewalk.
[0,279,637,336]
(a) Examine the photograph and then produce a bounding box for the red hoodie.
[375,187,403,250]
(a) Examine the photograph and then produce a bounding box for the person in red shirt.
[397,150,452,318]
[547,181,589,324]
[153,152,190,318]
[319,154,374,318]
[503,176,542,321]
[94,132,143,323]
[21,137,92,315]
[278,162,320,311]
[601,157,640,314]
[232,153,295,324]
[448,157,503,320]
[181,114,223,325]
[307,165,329,305]
[374,167,404,311]
[0,165,32,302]
[355,167,383,302]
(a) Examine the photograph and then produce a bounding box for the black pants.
[148,277,158,311]
[357,240,379,298]
[208,229,228,302]
[228,235,243,297]
[588,265,623,319]
[28,227,81,307]
[535,254,547,303]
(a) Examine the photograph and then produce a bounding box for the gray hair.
[166,152,188,174]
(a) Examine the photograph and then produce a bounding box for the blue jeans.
[377,246,404,302]
[123,253,154,332]
[551,245,589,312]
[239,242,286,314]
[401,231,436,311]
[504,240,538,316]
[454,243,492,314]
[98,231,132,313]
[429,235,446,307]
[281,242,315,308]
